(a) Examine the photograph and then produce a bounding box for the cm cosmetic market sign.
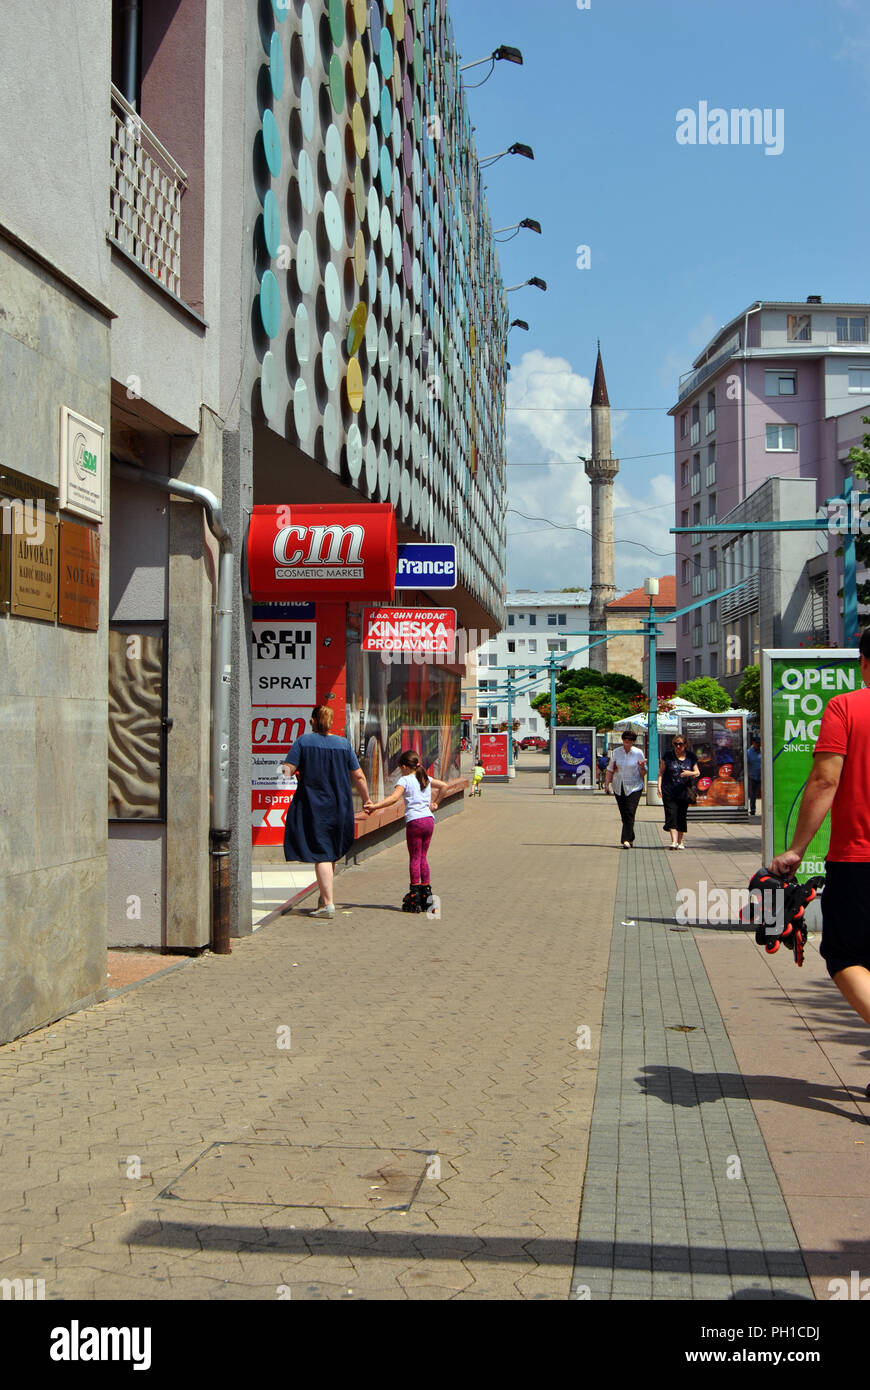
[762,649,861,879]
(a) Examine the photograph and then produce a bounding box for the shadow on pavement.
[126,1219,812,1287]
[638,1064,869,1124]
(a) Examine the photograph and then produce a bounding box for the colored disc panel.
[346,358,364,412]
[261,109,281,177]
[259,268,281,338]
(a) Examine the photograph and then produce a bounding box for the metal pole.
[507,671,515,779]
[844,476,858,644]
[549,655,557,787]
[646,601,660,806]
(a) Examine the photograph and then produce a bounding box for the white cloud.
[504,350,675,595]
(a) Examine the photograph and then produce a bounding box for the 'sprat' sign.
[247,504,396,600]
[362,606,456,654]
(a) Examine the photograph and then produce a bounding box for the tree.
[675,677,732,712]
[532,686,631,731]
[556,668,643,700]
[557,667,604,692]
[734,665,760,717]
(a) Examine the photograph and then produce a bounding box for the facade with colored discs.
[246,1,509,851]
[0,0,508,1041]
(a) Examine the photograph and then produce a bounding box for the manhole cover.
[159,1142,429,1211]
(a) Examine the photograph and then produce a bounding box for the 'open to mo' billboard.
[762,649,861,880]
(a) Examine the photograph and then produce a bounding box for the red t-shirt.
[814,687,870,860]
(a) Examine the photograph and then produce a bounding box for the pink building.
[670,299,870,689]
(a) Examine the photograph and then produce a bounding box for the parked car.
[519,736,538,749]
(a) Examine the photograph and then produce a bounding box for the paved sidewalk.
[4,770,869,1300]
[573,816,811,1300]
[0,763,614,1301]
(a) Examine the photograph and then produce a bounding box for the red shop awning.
[247,504,397,601]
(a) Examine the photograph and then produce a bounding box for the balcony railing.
[678,333,741,402]
[110,85,187,298]
[720,571,760,620]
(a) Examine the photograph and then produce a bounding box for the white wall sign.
[59,406,105,522]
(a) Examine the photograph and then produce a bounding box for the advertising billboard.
[762,649,861,879]
[478,732,509,779]
[552,727,596,792]
[679,714,747,812]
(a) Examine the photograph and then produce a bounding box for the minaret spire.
[585,344,620,672]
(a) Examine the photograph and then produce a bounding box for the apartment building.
[475,594,589,733]
[670,298,870,687]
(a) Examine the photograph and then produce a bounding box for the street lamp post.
[644,578,661,806]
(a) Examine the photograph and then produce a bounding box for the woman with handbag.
[657,735,700,850]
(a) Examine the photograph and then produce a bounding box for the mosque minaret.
[584,344,619,673]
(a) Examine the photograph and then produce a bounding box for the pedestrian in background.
[280,704,373,920]
[605,730,647,848]
[472,761,484,796]
[657,735,699,850]
[747,735,762,815]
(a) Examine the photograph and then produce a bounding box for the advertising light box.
[762,649,861,880]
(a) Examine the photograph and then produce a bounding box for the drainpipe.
[118,0,142,108]
[741,302,763,503]
[113,460,234,954]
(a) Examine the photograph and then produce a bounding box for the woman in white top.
[605,730,648,848]
[367,751,456,912]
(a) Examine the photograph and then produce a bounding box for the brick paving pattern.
[0,763,612,1300]
[573,816,812,1300]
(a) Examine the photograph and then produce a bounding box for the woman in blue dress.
[280,704,373,919]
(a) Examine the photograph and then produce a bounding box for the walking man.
[605,729,647,848]
[770,630,870,1090]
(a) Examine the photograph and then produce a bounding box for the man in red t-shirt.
[771,632,870,1070]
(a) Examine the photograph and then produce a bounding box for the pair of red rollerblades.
[740,868,825,967]
[401,884,434,914]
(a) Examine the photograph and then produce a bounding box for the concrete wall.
[0,3,111,304]
[0,240,111,1042]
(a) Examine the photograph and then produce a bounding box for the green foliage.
[556,668,643,700]
[734,665,760,717]
[674,677,733,712]
[556,667,603,692]
[533,685,630,731]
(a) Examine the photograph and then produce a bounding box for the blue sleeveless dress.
[282,732,360,863]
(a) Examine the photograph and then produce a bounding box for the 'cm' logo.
[272,524,364,568]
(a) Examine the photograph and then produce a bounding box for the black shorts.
[820,861,870,978]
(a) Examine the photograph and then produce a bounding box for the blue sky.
[449,0,870,594]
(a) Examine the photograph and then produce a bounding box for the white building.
[475,593,590,734]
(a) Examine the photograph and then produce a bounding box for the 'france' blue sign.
[395,543,456,590]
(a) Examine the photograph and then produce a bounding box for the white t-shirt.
[398,773,434,823]
[609,745,646,795]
